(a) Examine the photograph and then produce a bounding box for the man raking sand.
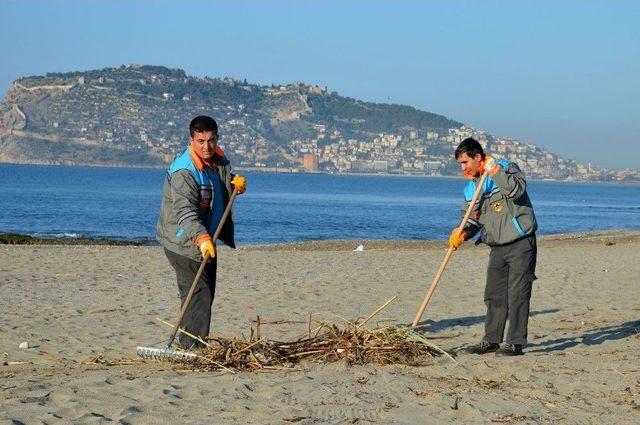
[414,137,538,357]
[138,116,246,361]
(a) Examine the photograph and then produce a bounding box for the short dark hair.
[189,116,218,137]
[455,137,485,159]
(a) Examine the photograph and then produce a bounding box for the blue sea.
[1,163,638,244]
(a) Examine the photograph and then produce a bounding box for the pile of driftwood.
[166,296,451,373]
[192,325,444,372]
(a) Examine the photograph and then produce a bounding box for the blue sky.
[1,1,638,169]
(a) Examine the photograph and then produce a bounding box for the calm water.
[1,163,638,244]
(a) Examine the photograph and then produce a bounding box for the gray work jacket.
[461,159,537,246]
[156,148,236,261]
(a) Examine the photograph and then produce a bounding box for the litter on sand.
[187,323,446,372]
[140,295,452,372]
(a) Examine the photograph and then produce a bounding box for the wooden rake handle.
[411,170,488,328]
[167,188,239,348]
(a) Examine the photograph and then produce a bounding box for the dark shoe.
[495,343,523,356]
[464,340,500,354]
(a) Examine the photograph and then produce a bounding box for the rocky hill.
[0,65,461,167]
[2,64,636,182]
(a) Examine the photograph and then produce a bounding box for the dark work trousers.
[164,248,217,349]
[484,234,537,346]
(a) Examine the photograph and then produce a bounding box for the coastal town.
[1,65,637,183]
[232,124,635,183]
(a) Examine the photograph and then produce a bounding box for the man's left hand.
[232,175,247,194]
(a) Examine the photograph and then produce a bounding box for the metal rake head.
[136,346,197,362]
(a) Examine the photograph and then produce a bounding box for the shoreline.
[0,232,154,246]
[2,161,638,185]
[2,229,639,248]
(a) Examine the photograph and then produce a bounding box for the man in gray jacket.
[157,116,246,349]
[449,137,537,356]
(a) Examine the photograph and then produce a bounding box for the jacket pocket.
[512,217,526,237]
[199,188,212,211]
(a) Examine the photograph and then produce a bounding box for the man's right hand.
[449,227,467,251]
[198,239,216,259]
[479,155,499,175]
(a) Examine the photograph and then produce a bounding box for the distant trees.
[306,93,461,134]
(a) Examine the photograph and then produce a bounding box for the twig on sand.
[250,319,305,325]
[39,350,64,364]
[156,318,212,348]
[87,356,145,366]
[234,338,266,355]
[356,295,397,329]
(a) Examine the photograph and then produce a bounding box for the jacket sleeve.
[170,169,208,244]
[461,198,481,240]
[490,162,527,201]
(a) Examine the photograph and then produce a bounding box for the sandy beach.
[1,230,639,424]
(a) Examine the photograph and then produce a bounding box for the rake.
[137,187,239,361]
[411,169,488,327]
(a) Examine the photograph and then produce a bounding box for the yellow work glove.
[479,155,499,175]
[198,239,216,260]
[231,174,247,194]
[449,227,467,251]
